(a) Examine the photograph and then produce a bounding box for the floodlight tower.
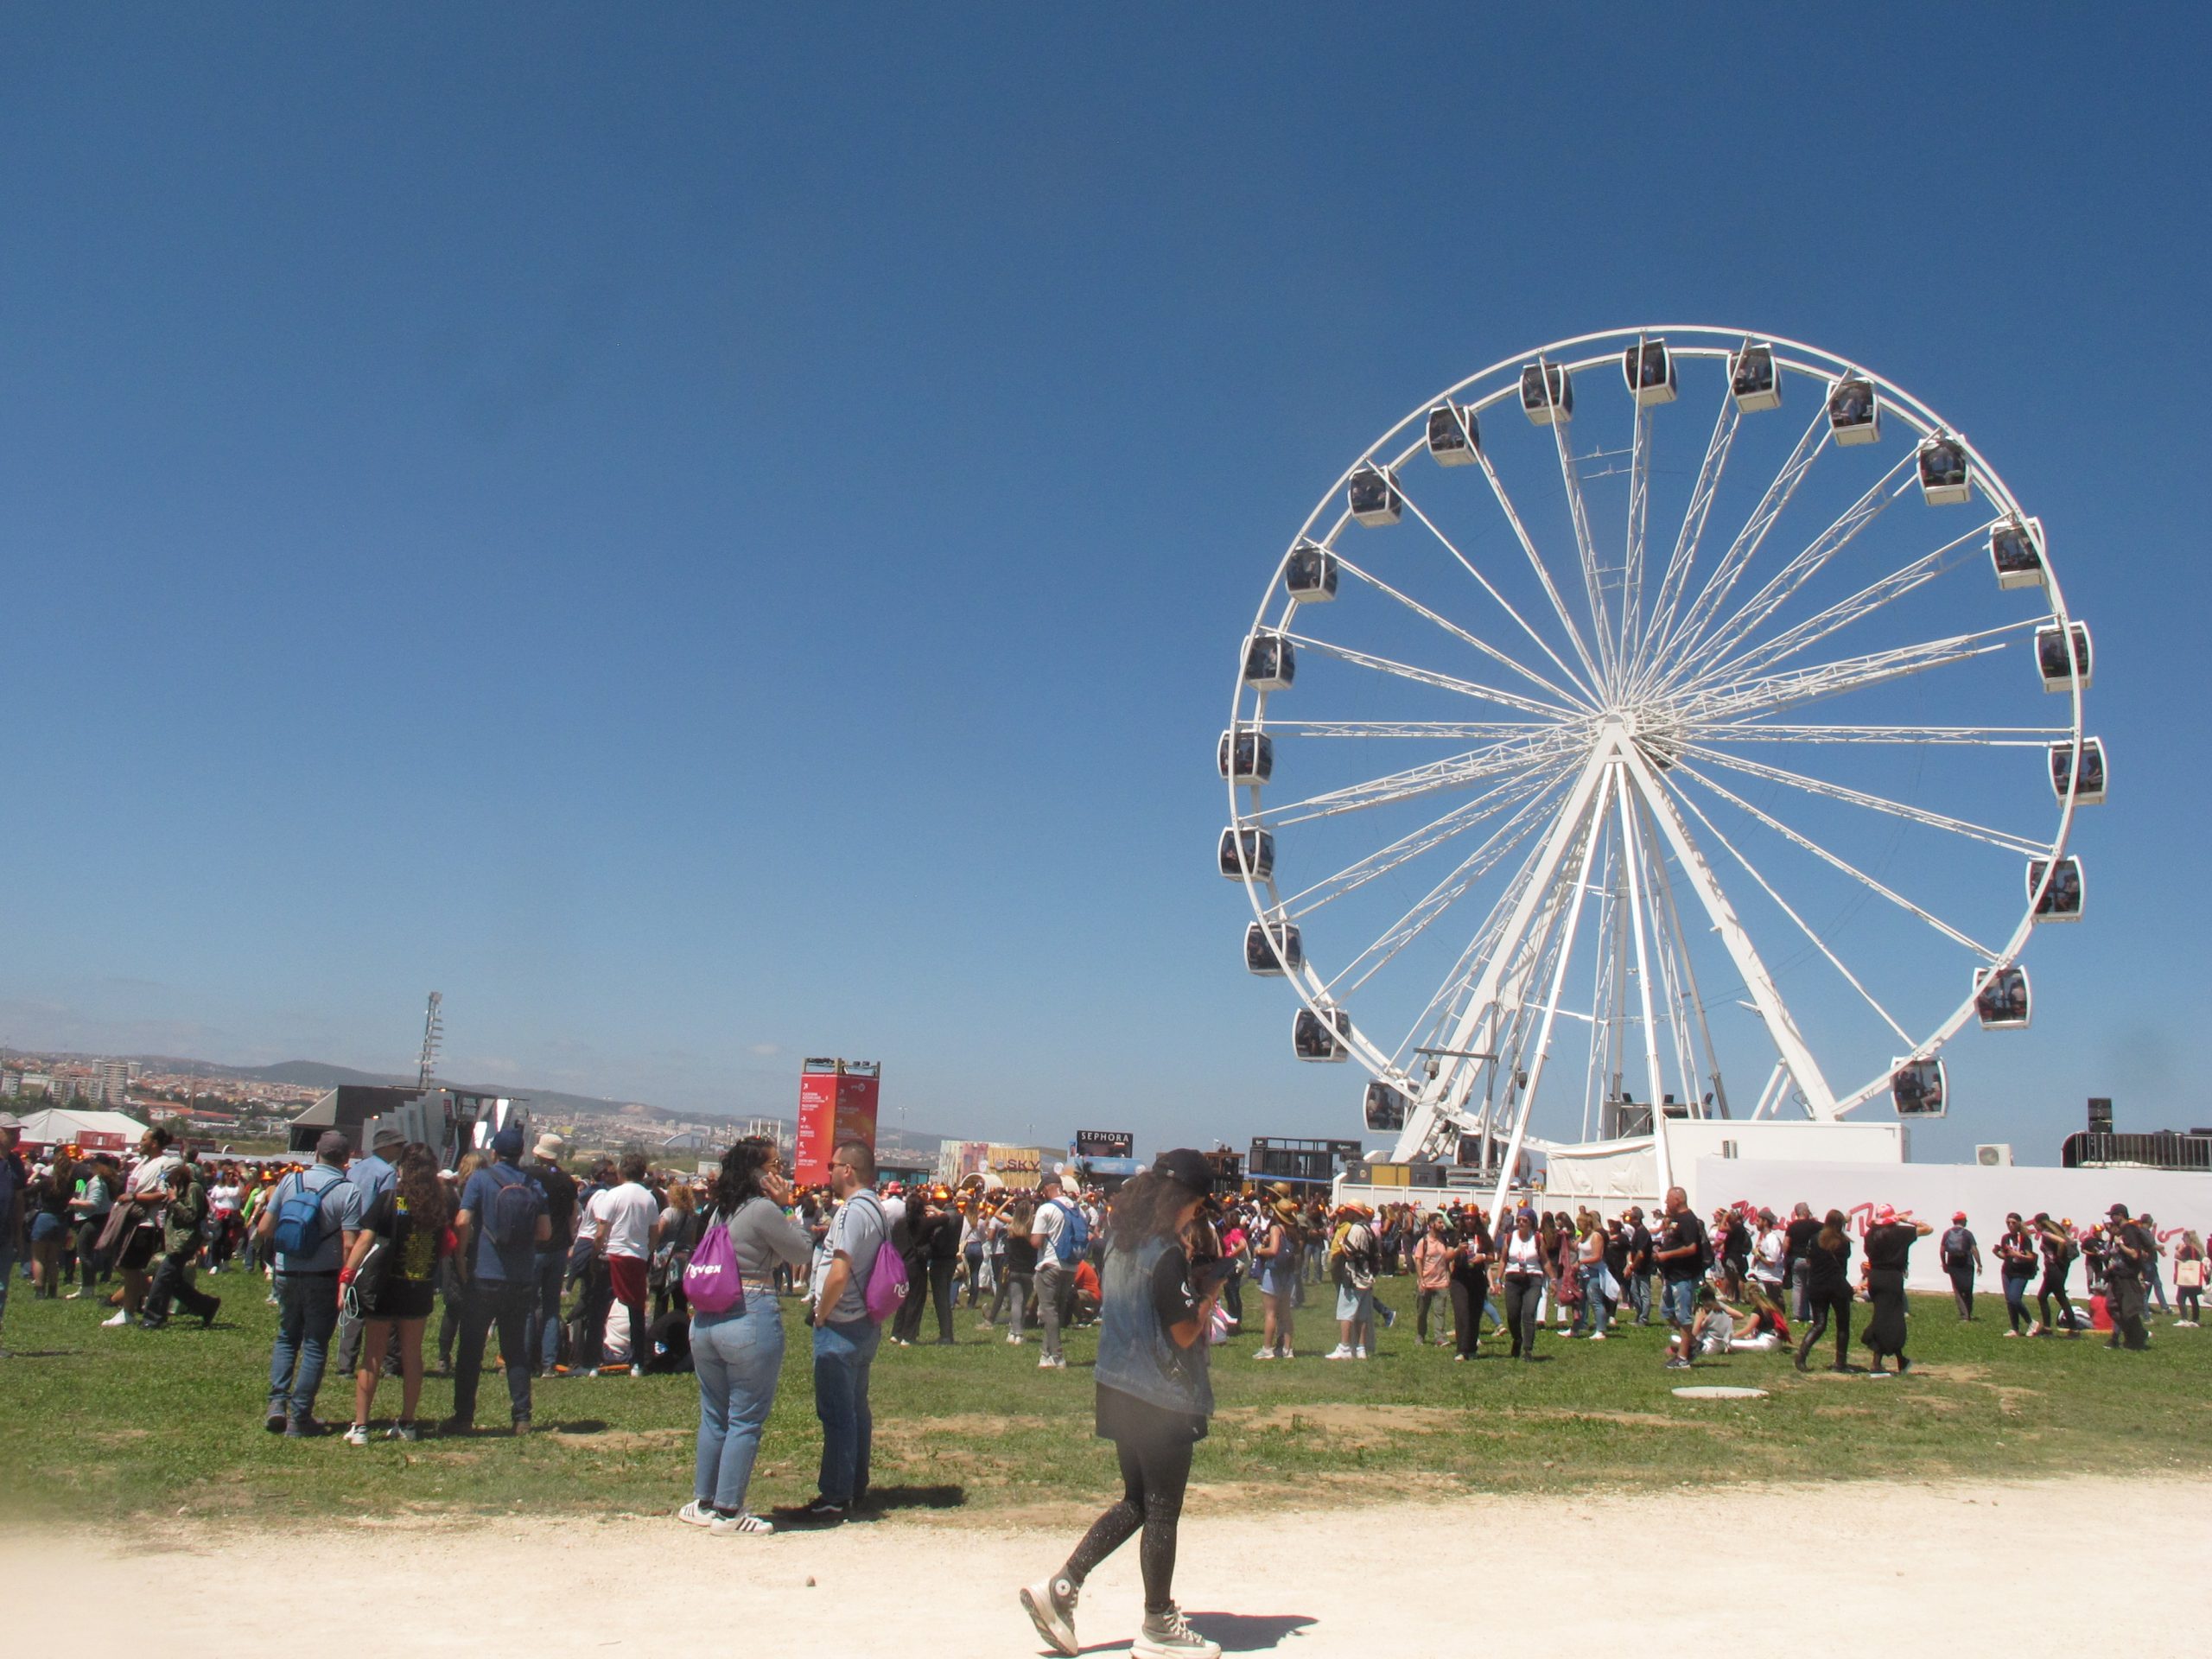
[417,991,443,1090]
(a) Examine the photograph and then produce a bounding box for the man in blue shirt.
[448,1125,550,1435]
[334,1124,404,1376]
[257,1130,365,1436]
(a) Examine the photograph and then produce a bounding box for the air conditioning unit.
[1975,1143,2014,1167]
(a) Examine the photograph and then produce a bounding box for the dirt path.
[17,1475,2202,1656]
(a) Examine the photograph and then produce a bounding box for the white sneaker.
[102,1310,131,1327]
[710,1510,773,1536]
[1252,1346,1276,1361]
[1279,1345,1293,1360]
[1353,1345,1370,1359]
[1325,1344,1354,1360]
[677,1498,717,1528]
[343,1424,371,1446]
[1591,1332,1606,1343]
[1039,1355,1058,1369]
[1007,1334,1022,1344]
[1134,1601,1221,1658]
[1020,1575,1081,1657]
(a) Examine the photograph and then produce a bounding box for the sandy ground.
[11,1475,2203,1657]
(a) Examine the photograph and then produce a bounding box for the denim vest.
[1093,1236,1212,1420]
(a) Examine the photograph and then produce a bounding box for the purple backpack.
[683,1211,744,1314]
[856,1194,908,1323]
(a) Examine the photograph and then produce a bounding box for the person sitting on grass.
[1712,1281,1789,1351]
[1665,1285,1735,1367]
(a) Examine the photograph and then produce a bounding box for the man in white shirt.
[587,1153,661,1376]
[1030,1170,1073,1370]
[106,1128,182,1327]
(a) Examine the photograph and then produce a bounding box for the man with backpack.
[1939,1211,1980,1319]
[782,1136,893,1526]
[258,1130,365,1437]
[1031,1168,1086,1371]
[448,1126,551,1435]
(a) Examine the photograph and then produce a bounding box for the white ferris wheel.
[1222,327,2098,1206]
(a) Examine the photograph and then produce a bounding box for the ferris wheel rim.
[1226,325,2089,1138]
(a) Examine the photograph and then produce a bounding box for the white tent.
[10,1105,150,1151]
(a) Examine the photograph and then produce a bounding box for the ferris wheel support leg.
[1616,766,1675,1198]
[1392,748,1615,1165]
[1619,746,1840,1121]
[1486,768,1611,1221]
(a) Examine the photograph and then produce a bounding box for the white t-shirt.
[589,1182,661,1261]
[1032,1197,1070,1268]
[1752,1226,1786,1281]
[126,1154,181,1201]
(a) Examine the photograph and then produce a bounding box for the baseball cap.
[534,1133,566,1160]
[2108,1203,2131,1220]
[1035,1168,1063,1191]
[1153,1147,1214,1196]
[1874,1204,1897,1224]
[315,1130,351,1160]
[491,1125,525,1159]
[370,1124,405,1150]
[1952,1211,1967,1224]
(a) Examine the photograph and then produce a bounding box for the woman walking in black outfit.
[1794,1210,1855,1373]
[2030,1213,2081,1336]
[1859,1205,1933,1374]
[1450,1208,1492,1361]
[1020,1149,1226,1659]
[1500,1209,1545,1360]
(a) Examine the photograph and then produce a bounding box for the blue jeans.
[528,1248,566,1373]
[452,1280,536,1427]
[693,1298,785,1512]
[1572,1264,1610,1335]
[1661,1277,1697,1327]
[811,1317,880,1505]
[1626,1270,1652,1325]
[268,1272,340,1420]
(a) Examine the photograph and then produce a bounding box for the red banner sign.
[794,1059,881,1186]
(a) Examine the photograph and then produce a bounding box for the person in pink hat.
[1859,1205,1934,1373]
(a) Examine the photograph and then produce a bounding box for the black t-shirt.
[1784,1217,1821,1267]
[363,1189,442,1287]
[534,1161,579,1244]
[1865,1223,1917,1274]
[2104,1222,2152,1281]
[1452,1224,1492,1279]
[1628,1222,1653,1268]
[1806,1235,1853,1296]
[1604,1233,1630,1277]
[1660,1213,1707,1282]
[1722,1218,1751,1265]
[1096,1243,1209,1447]
[1005,1232,1038,1274]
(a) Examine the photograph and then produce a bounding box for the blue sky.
[3,7,2205,1164]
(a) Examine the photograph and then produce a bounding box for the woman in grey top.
[677,1137,813,1536]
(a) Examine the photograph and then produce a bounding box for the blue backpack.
[272,1168,338,1258]
[485,1164,545,1250]
[1053,1198,1090,1258]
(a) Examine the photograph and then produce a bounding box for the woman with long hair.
[1021,1151,1227,1659]
[1570,1213,1610,1340]
[988,1195,1039,1339]
[1500,1208,1544,1361]
[1250,1196,1299,1359]
[340,1144,451,1443]
[1449,1205,1492,1362]
[678,1136,813,1536]
[2174,1230,2204,1327]
[1793,1210,1854,1373]
[652,1179,701,1321]
[1996,1212,2039,1337]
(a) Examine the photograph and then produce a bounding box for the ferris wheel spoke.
[1669,758,2003,960]
[1708,521,1995,683]
[1619,399,1656,671]
[1691,720,2071,747]
[1335,550,1592,709]
[1255,731,1575,826]
[1470,442,1608,690]
[1395,823,1561,1069]
[1681,621,2032,725]
[1646,402,1831,693]
[1282,632,1578,721]
[1655,768,1915,1046]
[1278,756,1574,918]
[1322,770,1573,1001]
[1630,383,1741,694]
[1264,719,1556,741]
[1670,456,1917,691]
[1680,743,2047,855]
[1548,410,1619,688]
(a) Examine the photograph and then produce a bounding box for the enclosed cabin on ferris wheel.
[1292,1006,1352,1063]
[1827,374,1880,445]
[1363,1079,1410,1132]
[1916,435,1973,505]
[2035,621,2092,692]
[1219,728,1274,785]
[1973,964,2032,1029]
[1890,1057,1948,1118]
[1426,402,1480,466]
[1243,630,1295,690]
[2050,737,2107,804]
[1243,920,1303,976]
[1520,361,1573,425]
[1623,338,1677,406]
[2027,855,2084,922]
[1347,463,1402,526]
[1284,538,1338,602]
[1729,342,1783,411]
[1219,826,1274,882]
[1990,516,2048,591]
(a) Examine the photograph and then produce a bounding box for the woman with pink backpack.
[675,1138,813,1537]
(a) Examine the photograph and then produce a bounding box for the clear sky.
[3,7,2206,1165]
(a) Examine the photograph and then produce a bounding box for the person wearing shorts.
[588,1153,662,1375]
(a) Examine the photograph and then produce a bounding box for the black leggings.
[2037,1272,2076,1332]
[1064,1433,1193,1616]
[1450,1274,1487,1358]
[1797,1288,1852,1367]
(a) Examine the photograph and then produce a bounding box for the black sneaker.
[284,1415,327,1439]
[776,1496,848,1526]
[201,1298,222,1329]
[264,1405,289,1434]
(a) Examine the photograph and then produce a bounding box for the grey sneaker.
[1134,1603,1220,1658]
[385,1422,421,1443]
[1020,1575,1080,1656]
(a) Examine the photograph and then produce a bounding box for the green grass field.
[2,1276,2202,1528]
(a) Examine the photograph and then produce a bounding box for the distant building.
[663,1128,710,1152]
